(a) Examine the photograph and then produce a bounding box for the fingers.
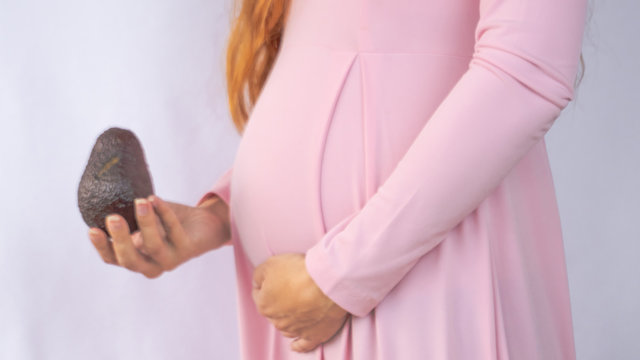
[280,331,297,338]
[286,312,350,353]
[134,198,176,269]
[149,196,189,254]
[252,262,270,315]
[89,228,116,264]
[252,285,270,318]
[291,338,320,353]
[106,214,163,279]
[272,316,317,336]
[252,263,266,290]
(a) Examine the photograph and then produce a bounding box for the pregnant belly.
[230,47,470,267]
[229,47,362,267]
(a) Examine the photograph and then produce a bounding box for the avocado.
[77,127,154,234]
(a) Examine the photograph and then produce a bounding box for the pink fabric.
[201,0,586,358]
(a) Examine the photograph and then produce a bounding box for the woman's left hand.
[252,253,349,353]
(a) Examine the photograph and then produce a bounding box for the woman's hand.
[88,195,230,278]
[252,253,349,353]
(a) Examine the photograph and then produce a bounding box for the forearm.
[305,0,587,317]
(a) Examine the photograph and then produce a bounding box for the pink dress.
[200,0,587,358]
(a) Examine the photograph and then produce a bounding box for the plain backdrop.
[0,0,637,359]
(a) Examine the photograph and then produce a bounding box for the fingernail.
[107,215,122,229]
[135,199,148,216]
[88,228,100,239]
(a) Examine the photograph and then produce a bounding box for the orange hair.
[226,0,290,135]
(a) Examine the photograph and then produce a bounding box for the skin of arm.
[89,195,231,279]
[252,253,349,353]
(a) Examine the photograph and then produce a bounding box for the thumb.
[149,195,186,248]
[291,338,319,353]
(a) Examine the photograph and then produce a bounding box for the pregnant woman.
[88,0,588,358]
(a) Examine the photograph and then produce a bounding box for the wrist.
[198,195,231,244]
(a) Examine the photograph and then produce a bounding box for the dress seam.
[359,54,370,201]
[485,199,509,360]
[282,42,473,59]
[316,52,361,234]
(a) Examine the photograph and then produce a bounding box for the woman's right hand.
[88,195,230,278]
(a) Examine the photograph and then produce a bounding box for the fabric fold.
[304,0,587,317]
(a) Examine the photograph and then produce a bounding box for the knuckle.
[177,241,193,256]
[299,330,318,342]
[119,258,137,271]
[283,322,296,333]
[256,302,269,316]
[143,270,163,279]
[144,242,163,257]
[273,319,286,331]
[162,260,178,272]
[292,339,316,353]
[260,303,274,316]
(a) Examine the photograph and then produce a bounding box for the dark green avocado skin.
[77,128,154,234]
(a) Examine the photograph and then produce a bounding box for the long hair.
[225,0,289,135]
[224,1,585,135]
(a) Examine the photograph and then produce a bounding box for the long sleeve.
[197,167,233,208]
[305,0,587,317]
[197,167,234,246]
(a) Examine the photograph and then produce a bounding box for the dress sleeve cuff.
[304,212,378,318]
[196,167,233,247]
[197,167,233,207]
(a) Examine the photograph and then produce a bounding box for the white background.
[0,0,637,359]
[545,1,640,358]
